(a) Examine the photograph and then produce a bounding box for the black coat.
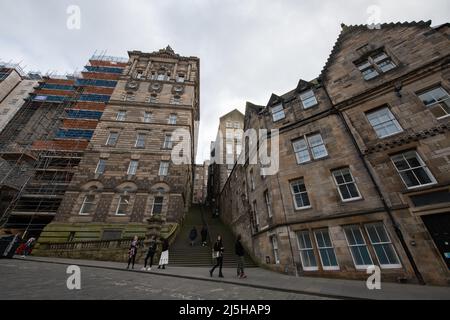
[162,239,169,251]
[147,241,157,254]
[213,240,224,253]
[235,240,245,257]
[189,228,198,240]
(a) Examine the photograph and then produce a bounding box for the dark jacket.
[147,240,157,255]
[189,228,198,240]
[235,240,245,257]
[162,239,169,252]
[201,227,208,239]
[213,240,224,253]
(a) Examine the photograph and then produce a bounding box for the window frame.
[299,89,318,109]
[296,230,319,271]
[151,196,164,215]
[106,132,119,146]
[290,178,311,210]
[115,195,130,216]
[158,161,169,176]
[79,195,95,215]
[356,50,397,81]
[135,133,146,148]
[264,190,273,218]
[143,111,152,123]
[366,107,403,139]
[332,168,362,202]
[95,159,106,175]
[271,235,280,264]
[163,134,173,149]
[292,133,328,164]
[314,229,340,271]
[127,160,139,175]
[364,223,402,269]
[343,225,374,270]
[390,151,437,189]
[168,114,177,125]
[418,86,450,120]
[271,103,285,122]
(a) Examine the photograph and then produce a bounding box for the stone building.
[193,161,209,204]
[219,21,450,286]
[209,109,244,210]
[38,47,200,242]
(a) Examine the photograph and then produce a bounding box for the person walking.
[189,226,198,246]
[200,225,208,247]
[209,235,224,278]
[126,235,139,270]
[21,237,36,258]
[142,236,157,271]
[235,234,247,279]
[158,237,169,269]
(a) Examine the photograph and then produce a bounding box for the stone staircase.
[169,204,257,268]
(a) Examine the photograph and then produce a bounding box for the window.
[149,94,158,103]
[418,86,450,119]
[299,90,318,109]
[292,133,328,164]
[332,168,361,201]
[290,179,311,210]
[344,225,373,269]
[122,93,135,101]
[297,231,318,271]
[271,236,280,264]
[250,170,255,191]
[253,200,259,229]
[136,70,143,79]
[159,161,169,176]
[116,196,130,215]
[356,51,396,80]
[226,143,233,155]
[271,104,285,122]
[314,229,339,270]
[391,151,436,189]
[95,159,106,174]
[233,122,240,129]
[127,160,138,175]
[236,142,242,156]
[168,114,177,125]
[264,190,272,218]
[152,196,164,215]
[366,107,402,138]
[79,195,95,215]
[226,121,233,128]
[135,134,145,148]
[171,95,181,105]
[163,134,173,149]
[157,73,166,81]
[116,111,126,121]
[176,74,185,83]
[144,111,152,123]
[365,223,401,268]
[106,132,119,146]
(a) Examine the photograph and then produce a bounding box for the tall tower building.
[38,47,200,243]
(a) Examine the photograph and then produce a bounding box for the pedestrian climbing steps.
[169,205,257,268]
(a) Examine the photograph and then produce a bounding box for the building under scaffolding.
[0,54,127,238]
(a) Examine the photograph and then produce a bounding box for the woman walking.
[200,225,208,247]
[235,234,247,279]
[126,235,139,270]
[209,235,224,278]
[189,226,198,246]
[158,237,169,269]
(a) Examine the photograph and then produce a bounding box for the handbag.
[212,250,220,259]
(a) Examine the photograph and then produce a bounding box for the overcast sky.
[1,0,448,163]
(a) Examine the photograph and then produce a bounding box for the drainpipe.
[321,83,425,285]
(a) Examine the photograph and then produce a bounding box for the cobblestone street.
[0,259,330,300]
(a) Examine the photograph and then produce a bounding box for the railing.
[42,238,144,251]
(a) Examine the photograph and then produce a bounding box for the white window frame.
[127,160,139,175]
[95,159,106,175]
[168,114,177,125]
[366,107,403,138]
[307,133,328,159]
[343,225,374,270]
[271,103,285,122]
[159,161,169,176]
[418,86,450,119]
[357,51,396,80]
[264,190,273,218]
[332,168,362,202]
[299,90,318,109]
[292,137,311,164]
[365,223,402,269]
[106,132,119,146]
[290,179,311,210]
[144,111,152,123]
[151,196,164,215]
[135,134,145,148]
[116,111,126,121]
[163,134,173,149]
[391,151,437,189]
[314,229,340,271]
[115,195,130,216]
[296,231,319,271]
[79,195,95,215]
[271,235,280,264]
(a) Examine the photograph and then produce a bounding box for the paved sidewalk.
[17,255,450,300]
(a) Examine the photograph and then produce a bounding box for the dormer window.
[271,103,285,122]
[177,74,185,83]
[299,90,318,109]
[356,50,396,80]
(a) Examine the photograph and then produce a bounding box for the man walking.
[142,236,157,271]
[235,235,247,279]
[200,225,208,247]
[189,226,198,246]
